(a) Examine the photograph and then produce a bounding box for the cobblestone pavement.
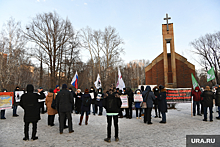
[0,103,220,147]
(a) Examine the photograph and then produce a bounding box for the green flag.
[207,67,215,82]
[191,73,198,89]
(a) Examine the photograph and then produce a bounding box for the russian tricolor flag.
[71,71,78,89]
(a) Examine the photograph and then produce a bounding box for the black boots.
[85,116,89,125]
[79,116,83,126]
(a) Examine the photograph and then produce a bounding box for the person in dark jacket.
[201,86,214,122]
[215,85,220,119]
[158,85,167,123]
[13,86,20,117]
[0,89,8,119]
[90,87,97,115]
[103,89,122,143]
[125,87,133,119]
[69,87,75,113]
[142,86,155,124]
[75,89,82,114]
[56,84,74,134]
[79,89,91,125]
[39,87,46,114]
[19,84,45,141]
[97,88,104,116]
[191,86,202,116]
[153,86,161,118]
[134,89,142,119]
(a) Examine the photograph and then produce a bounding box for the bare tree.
[190,31,220,84]
[0,18,27,90]
[24,11,76,87]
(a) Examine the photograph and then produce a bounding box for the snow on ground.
[0,103,220,147]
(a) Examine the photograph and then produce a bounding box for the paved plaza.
[0,103,220,147]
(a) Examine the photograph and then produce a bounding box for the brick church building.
[145,14,195,88]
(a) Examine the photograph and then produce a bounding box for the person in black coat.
[158,85,167,123]
[69,87,75,113]
[125,87,133,119]
[153,86,161,118]
[79,89,91,125]
[13,86,20,117]
[215,85,220,119]
[90,87,97,115]
[142,86,155,124]
[19,84,45,141]
[56,84,74,134]
[39,87,46,114]
[103,89,122,142]
[201,86,214,122]
[75,89,82,114]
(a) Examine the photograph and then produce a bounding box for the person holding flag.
[191,73,202,116]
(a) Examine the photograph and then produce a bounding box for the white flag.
[94,74,102,89]
[116,68,125,90]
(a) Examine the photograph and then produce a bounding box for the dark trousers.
[136,108,142,117]
[107,115,118,138]
[40,102,45,113]
[161,112,166,122]
[119,108,123,117]
[48,115,55,125]
[193,101,200,115]
[201,101,204,114]
[154,104,160,117]
[24,121,38,138]
[204,107,213,121]
[1,110,5,118]
[13,105,18,115]
[59,111,73,133]
[125,103,133,118]
[144,108,152,123]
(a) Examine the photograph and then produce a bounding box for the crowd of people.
[191,85,220,122]
[1,83,220,143]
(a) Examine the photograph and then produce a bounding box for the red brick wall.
[145,59,164,86]
[176,59,195,88]
[146,57,195,88]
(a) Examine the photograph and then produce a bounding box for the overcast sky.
[0,0,220,70]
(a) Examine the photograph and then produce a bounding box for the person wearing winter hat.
[0,89,8,119]
[56,84,74,134]
[191,86,202,116]
[79,89,91,125]
[158,85,167,123]
[20,84,45,141]
[54,85,60,94]
[45,88,58,126]
[201,86,214,122]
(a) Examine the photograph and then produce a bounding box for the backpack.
[82,96,90,107]
[51,94,56,109]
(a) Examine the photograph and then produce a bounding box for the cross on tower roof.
[164,13,171,31]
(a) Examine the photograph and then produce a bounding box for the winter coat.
[103,92,122,113]
[20,84,45,122]
[81,94,91,112]
[201,90,214,107]
[153,86,160,105]
[45,92,58,115]
[191,87,202,102]
[215,87,220,106]
[126,87,134,105]
[142,86,155,108]
[75,92,82,110]
[158,88,168,113]
[134,89,142,109]
[89,88,97,104]
[53,88,60,94]
[56,89,74,113]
